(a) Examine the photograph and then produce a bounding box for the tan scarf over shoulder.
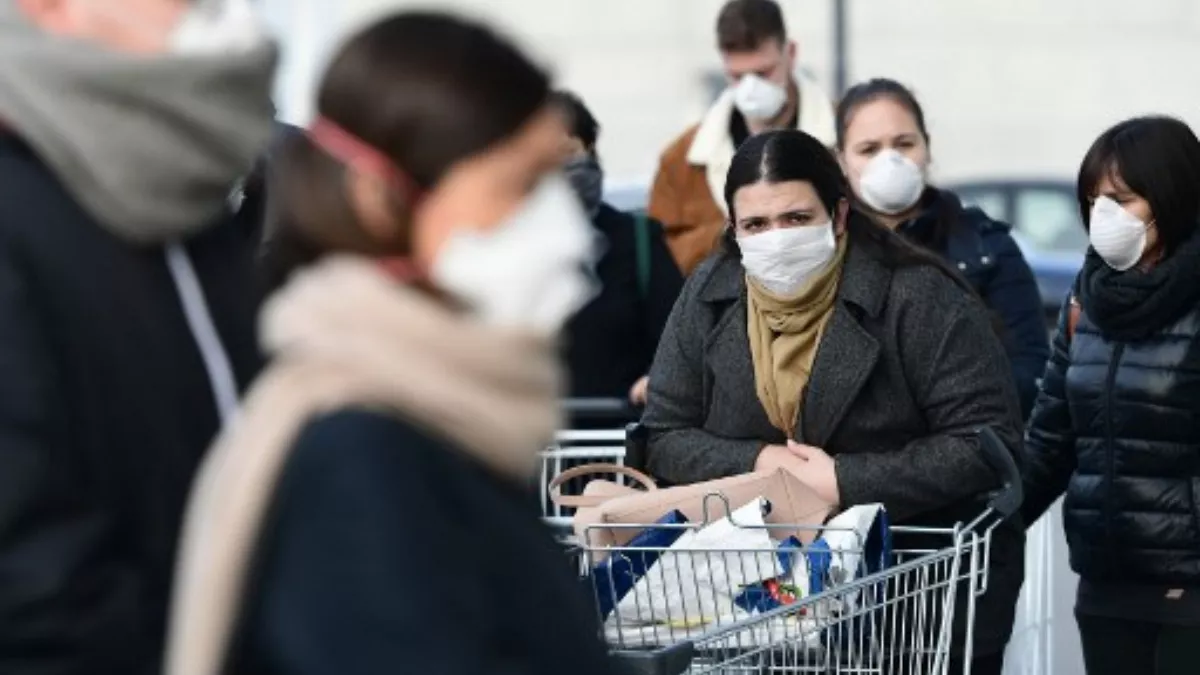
[747,236,848,434]
[164,257,562,675]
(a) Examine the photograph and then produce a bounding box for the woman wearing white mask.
[1023,116,1200,675]
[642,129,1024,674]
[165,13,618,675]
[836,78,1048,420]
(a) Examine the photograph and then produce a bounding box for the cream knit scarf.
[165,256,563,675]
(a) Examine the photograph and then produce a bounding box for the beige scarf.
[164,256,562,675]
[746,236,847,434]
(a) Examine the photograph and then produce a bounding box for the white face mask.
[857,149,925,215]
[431,176,601,337]
[733,74,788,122]
[737,222,838,296]
[170,0,267,55]
[78,0,267,55]
[1089,196,1148,271]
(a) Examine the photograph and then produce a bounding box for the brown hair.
[716,0,787,52]
[262,11,551,292]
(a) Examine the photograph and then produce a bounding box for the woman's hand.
[786,441,840,506]
[755,444,802,473]
[629,375,650,405]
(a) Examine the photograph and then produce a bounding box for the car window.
[956,188,1008,223]
[1014,188,1088,253]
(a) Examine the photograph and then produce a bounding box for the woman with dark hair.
[549,90,683,408]
[1022,116,1200,675]
[165,13,616,675]
[641,129,1025,674]
[835,78,1048,419]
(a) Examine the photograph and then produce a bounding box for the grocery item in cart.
[575,468,834,555]
[591,509,688,618]
[611,498,782,627]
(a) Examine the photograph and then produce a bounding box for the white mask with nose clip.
[431,175,601,337]
[737,222,838,296]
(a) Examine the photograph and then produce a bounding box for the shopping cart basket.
[601,427,1023,675]
[540,398,644,537]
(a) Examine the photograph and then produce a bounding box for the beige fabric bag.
[550,466,835,559]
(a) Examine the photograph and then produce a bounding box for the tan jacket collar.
[686,70,837,215]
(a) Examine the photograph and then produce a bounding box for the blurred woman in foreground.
[165,13,616,675]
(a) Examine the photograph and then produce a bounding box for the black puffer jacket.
[1024,297,1200,583]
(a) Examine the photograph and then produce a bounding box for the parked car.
[953,180,1085,316]
[603,178,1085,316]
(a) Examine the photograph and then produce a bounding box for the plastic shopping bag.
[612,498,782,627]
[590,509,688,618]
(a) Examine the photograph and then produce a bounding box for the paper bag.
[577,469,834,551]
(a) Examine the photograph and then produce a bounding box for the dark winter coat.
[641,228,1026,655]
[0,135,262,674]
[563,204,682,401]
[227,410,619,675]
[898,188,1049,419]
[1025,296,1200,587]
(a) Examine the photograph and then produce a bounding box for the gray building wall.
[273,0,1200,188]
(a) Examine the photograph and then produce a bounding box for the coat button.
[957,262,967,270]
[981,255,992,265]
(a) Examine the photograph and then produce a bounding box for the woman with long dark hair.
[641,128,1025,673]
[835,78,1048,419]
[1023,116,1200,675]
[165,13,616,675]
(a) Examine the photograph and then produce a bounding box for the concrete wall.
[265,0,1200,189]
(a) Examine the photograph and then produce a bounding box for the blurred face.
[1090,169,1160,261]
[839,97,930,194]
[721,39,796,93]
[17,0,189,53]
[550,108,590,164]
[732,179,847,238]
[408,106,568,270]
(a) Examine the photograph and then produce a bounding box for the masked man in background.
[648,0,836,276]
[0,1,274,672]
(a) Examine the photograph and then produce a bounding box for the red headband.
[305,116,423,206]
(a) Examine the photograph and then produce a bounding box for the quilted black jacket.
[1024,296,1200,584]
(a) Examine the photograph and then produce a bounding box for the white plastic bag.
[612,498,782,627]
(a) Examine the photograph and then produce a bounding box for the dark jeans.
[1077,613,1200,675]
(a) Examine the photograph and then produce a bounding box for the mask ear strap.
[306,116,424,210]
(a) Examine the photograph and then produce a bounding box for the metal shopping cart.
[540,398,645,538]
[594,427,1024,675]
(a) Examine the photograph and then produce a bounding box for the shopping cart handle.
[977,426,1023,520]
[561,397,639,421]
[610,642,694,675]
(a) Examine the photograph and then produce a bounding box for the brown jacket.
[649,71,837,276]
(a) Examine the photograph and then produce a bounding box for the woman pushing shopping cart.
[551,427,1023,675]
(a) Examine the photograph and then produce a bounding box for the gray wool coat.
[642,237,1026,656]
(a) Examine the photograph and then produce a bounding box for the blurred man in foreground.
[0,0,274,672]
[649,0,836,275]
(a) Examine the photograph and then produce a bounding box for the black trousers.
[1077,613,1200,675]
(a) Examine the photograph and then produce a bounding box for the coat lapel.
[797,240,890,447]
[799,304,880,447]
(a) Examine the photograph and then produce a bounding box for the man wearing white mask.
[649,0,836,276]
[0,1,274,672]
